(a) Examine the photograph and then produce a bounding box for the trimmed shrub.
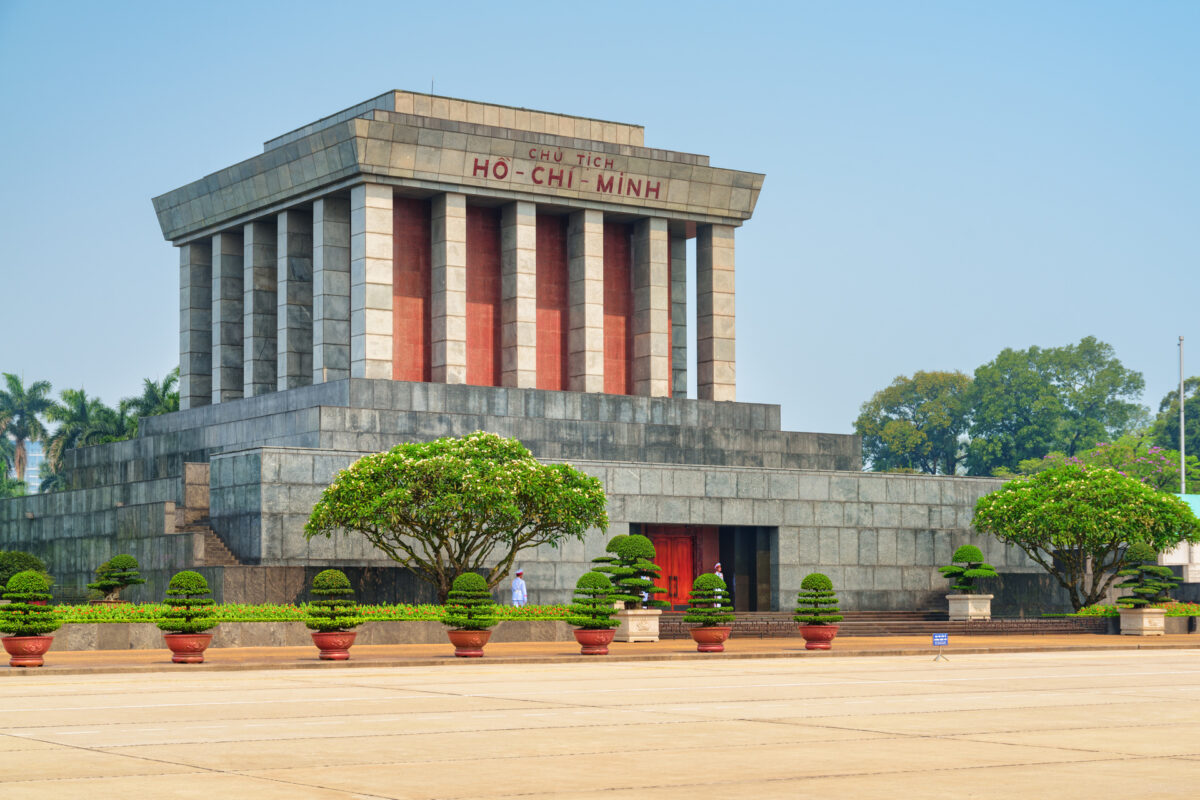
[0,551,49,588]
[305,569,361,632]
[567,571,619,630]
[938,544,998,594]
[682,572,735,627]
[1116,543,1178,608]
[87,554,146,601]
[794,572,843,625]
[596,534,668,610]
[157,571,218,634]
[0,571,61,637]
[443,573,498,631]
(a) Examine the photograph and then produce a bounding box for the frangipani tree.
[973,464,1200,611]
[305,432,608,602]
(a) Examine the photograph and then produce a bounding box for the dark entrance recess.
[636,524,774,612]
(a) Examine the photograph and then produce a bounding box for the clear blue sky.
[1,1,1196,434]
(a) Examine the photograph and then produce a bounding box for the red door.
[649,534,694,609]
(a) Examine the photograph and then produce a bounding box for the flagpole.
[1181,335,1186,494]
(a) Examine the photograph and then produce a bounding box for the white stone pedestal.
[614,608,662,642]
[1119,607,1166,636]
[947,594,993,621]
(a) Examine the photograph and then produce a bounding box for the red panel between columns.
[536,214,569,391]
[603,222,633,395]
[466,206,502,387]
[393,197,431,382]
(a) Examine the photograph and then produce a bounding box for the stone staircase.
[178,462,241,567]
[660,610,1108,639]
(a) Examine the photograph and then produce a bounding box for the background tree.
[1151,377,1200,468]
[306,432,609,602]
[121,368,180,436]
[0,475,25,499]
[0,373,52,483]
[1017,435,1200,493]
[972,464,1200,610]
[967,337,1144,475]
[853,371,972,474]
[44,388,134,472]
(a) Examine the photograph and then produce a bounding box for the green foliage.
[854,371,972,474]
[0,373,52,483]
[306,432,608,602]
[157,570,217,634]
[595,534,668,609]
[305,569,360,632]
[566,571,619,630]
[1151,378,1200,466]
[0,474,25,499]
[973,464,1200,610]
[443,572,498,631]
[938,544,998,594]
[794,572,843,625]
[44,387,138,474]
[0,570,61,637]
[0,550,47,588]
[1115,544,1178,608]
[1017,435,1200,494]
[86,554,145,600]
[967,337,1146,475]
[681,573,735,627]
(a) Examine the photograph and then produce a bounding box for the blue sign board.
[931,633,949,646]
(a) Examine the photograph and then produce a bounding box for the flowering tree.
[973,464,1200,610]
[1017,435,1200,493]
[305,432,608,602]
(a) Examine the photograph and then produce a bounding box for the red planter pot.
[447,629,491,658]
[311,630,357,660]
[2,635,54,667]
[799,624,839,650]
[689,626,732,653]
[163,632,213,663]
[573,628,617,655]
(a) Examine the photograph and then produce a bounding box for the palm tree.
[121,368,179,437]
[44,388,135,472]
[0,433,14,477]
[0,373,53,483]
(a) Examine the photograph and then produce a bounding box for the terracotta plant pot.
[689,625,732,653]
[311,630,357,660]
[799,624,839,650]
[447,628,491,658]
[88,599,130,606]
[163,632,213,663]
[2,635,54,667]
[573,628,617,655]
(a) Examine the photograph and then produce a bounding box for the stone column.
[567,209,604,393]
[211,230,244,403]
[670,231,688,399]
[431,192,467,384]
[277,208,313,390]
[243,220,277,397]
[500,201,537,388]
[631,217,671,397]
[312,196,351,383]
[179,240,212,410]
[349,184,393,380]
[696,224,736,401]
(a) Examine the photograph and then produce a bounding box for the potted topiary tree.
[597,534,668,642]
[683,572,735,652]
[0,570,61,667]
[794,572,843,650]
[157,570,218,663]
[940,544,999,621]
[87,554,146,603]
[443,572,498,657]
[305,569,362,659]
[567,571,620,655]
[1116,543,1177,636]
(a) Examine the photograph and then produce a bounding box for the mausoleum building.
[0,92,1067,612]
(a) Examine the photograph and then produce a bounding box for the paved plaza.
[3,648,1200,798]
